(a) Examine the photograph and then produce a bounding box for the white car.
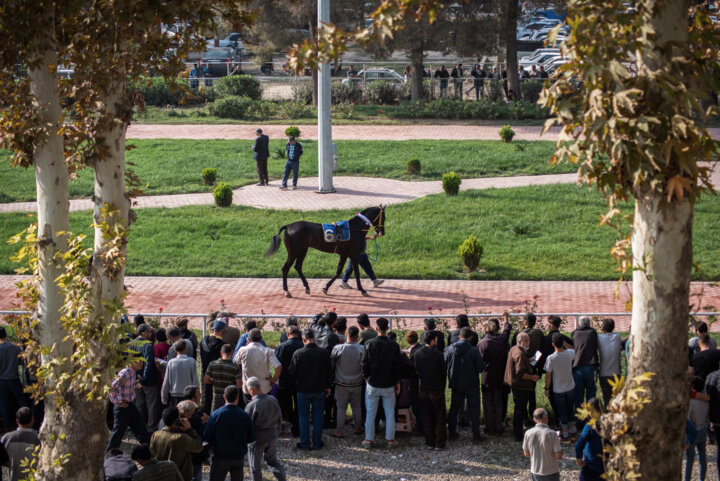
[519,49,560,68]
[341,68,405,86]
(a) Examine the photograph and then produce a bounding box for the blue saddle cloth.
[322,220,350,242]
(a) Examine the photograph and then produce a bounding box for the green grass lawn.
[2,183,719,280]
[0,139,567,202]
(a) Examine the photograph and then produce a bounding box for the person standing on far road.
[280,136,303,190]
[251,128,270,186]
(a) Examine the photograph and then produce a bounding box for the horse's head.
[360,205,385,237]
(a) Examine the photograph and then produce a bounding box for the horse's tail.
[264,225,288,258]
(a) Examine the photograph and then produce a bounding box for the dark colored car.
[200,47,241,77]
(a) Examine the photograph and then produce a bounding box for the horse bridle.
[355,207,384,235]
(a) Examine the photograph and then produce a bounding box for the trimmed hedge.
[131,77,209,106]
[213,75,263,100]
[209,96,253,119]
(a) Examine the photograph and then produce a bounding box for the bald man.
[505,332,539,442]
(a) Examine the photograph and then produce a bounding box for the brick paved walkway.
[127,123,720,141]
[1,275,718,331]
[0,173,580,213]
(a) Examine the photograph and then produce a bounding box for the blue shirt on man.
[203,403,256,460]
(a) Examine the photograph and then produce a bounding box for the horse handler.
[339,232,384,289]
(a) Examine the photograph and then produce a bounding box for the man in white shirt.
[598,318,623,407]
[544,332,576,440]
[161,340,198,406]
[234,328,282,404]
[523,408,563,481]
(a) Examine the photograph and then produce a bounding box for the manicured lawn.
[0,139,567,202]
[2,184,719,280]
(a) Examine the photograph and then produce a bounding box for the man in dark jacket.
[423,318,445,352]
[288,329,331,450]
[478,316,512,435]
[361,317,402,448]
[413,330,447,449]
[705,369,720,475]
[572,316,599,417]
[448,314,478,347]
[450,63,464,99]
[445,327,486,442]
[251,128,270,186]
[200,320,226,413]
[512,313,544,416]
[434,65,450,97]
[274,326,303,437]
[312,313,340,428]
[280,136,303,190]
[134,324,160,433]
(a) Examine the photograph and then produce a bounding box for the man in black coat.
[274,326,304,437]
[199,320,227,413]
[413,330,447,449]
[251,128,270,185]
[445,327,486,442]
[478,316,513,435]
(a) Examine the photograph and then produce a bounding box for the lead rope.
[367,236,380,262]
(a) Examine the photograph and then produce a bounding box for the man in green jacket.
[150,406,203,481]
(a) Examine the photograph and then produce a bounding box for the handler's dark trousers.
[256,157,269,184]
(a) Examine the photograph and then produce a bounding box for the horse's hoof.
[284,291,292,298]
[322,288,328,295]
[361,291,370,297]
[305,287,310,295]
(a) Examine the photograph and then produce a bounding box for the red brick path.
[1,275,718,332]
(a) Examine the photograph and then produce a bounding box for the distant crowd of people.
[0,313,717,481]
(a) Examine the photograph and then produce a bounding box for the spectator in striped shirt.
[131,444,183,481]
[107,360,150,452]
[204,344,243,412]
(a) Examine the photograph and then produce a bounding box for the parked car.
[519,48,560,68]
[341,68,404,86]
[200,47,241,77]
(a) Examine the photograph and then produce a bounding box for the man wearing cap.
[251,128,270,186]
[279,136,303,190]
[200,320,227,413]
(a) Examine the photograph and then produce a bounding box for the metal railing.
[2,310,719,339]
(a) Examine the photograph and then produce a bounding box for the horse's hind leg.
[294,249,310,295]
[351,256,369,297]
[282,255,295,297]
[323,255,347,295]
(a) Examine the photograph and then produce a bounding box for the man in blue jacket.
[251,128,270,186]
[204,385,256,481]
[279,136,303,190]
[445,327,486,443]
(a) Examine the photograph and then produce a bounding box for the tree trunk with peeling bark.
[409,46,425,102]
[627,191,693,479]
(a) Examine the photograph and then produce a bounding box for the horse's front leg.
[350,256,368,297]
[323,255,347,295]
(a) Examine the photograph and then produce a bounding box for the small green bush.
[519,80,544,103]
[130,77,189,106]
[282,102,315,119]
[202,167,218,186]
[213,75,262,100]
[213,182,233,207]
[499,124,515,143]
[458,234,484,272]
[406,158,421,175]
[363,80,400,105]
[332,101,356,119]
[331,83,362,104]
[399,79,433,101]
[442,171,461,196]
[293,83,314,105]
[284,126,301,138]
[484,79,505,102]
[247,100,277,119]
[209,96,253,119]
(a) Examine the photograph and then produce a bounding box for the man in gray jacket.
[245,377,285,481]
[330,326,365,437]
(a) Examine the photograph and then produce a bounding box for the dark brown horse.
[264,206,386,297]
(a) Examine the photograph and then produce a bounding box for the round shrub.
[399,79,433,101]
[282,102,315,119]
[519,79,544,103]
[285,126,301,138]
[209,96,253,119]
[213,75,262,100]
[499,124,515,143]
[293,83,314,105]
[331,83,362,104]
[457,234,484,272]
[363,80,400,105]
[202,167,218,186]
[442,171,461,196]
[213,182,233,207]
[406,158,421,175]
[485,79,504,102]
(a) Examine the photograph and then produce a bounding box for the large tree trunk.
[409,45,424,102]
[621,1,692,478]
[504,0,519,98]
[626,191,693,480]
